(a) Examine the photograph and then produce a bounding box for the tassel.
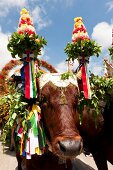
[18,104,46,159]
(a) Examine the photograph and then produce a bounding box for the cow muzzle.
[53,136,83,158]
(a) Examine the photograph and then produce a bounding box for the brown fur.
[16,81,83,170]
[16,77,113,170]
[40,82,83,158]
[77,78,113,170]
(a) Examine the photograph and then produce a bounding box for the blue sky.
[0,0,113,75]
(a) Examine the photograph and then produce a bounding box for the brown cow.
[16,73,83,170]
[15,72,113,170]
[77,78,113,170]
[77,104,113,170]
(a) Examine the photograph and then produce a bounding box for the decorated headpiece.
[64,17,101,99]
[7,8,47,99]
[72,17,91,99]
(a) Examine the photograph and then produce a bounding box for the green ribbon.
[30,114,38,136]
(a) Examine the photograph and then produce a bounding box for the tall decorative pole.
[72,17,91,99]
[65,17,101,99]
[7,8,47,99]
[18,8,37,99]
[7,8,47,159]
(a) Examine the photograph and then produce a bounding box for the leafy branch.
[7,32,47,59]
[77,74,113,123]
[64,39,101,61]
[108,46,113,62]
[0,85,28,145]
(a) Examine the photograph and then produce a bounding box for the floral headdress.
[64,17,101,99]
[64,17,101,62]
[7,8,47,59]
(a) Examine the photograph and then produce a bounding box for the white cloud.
[56,59,79,73]
[37,48,50,61]
[0,28,12,70]
[45,0,75,7]
[92,22,112,51]
[88,62,103,75]
[106,1,113,12]
[31,6,52,30]
[55,59,103,75]
[0,0,27,16]
[55,61,67,73]
[87,56,104,76]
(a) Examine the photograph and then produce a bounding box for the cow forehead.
[39,73,78,89]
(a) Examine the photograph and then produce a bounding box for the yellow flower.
[22,17,27,21]
[35,39,40,43]
[74,17,82,23]
[20,8,29,16]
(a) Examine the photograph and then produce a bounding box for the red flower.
[18,30,23,35]
[21,19,26,24]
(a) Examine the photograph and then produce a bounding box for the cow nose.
[58,139,82,156]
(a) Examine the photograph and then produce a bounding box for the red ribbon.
[24,59,30,99]
[81,64,89,99]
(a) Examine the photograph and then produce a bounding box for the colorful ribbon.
[20,52,37,99]
[16,104,46,159]
[81,63,91,99]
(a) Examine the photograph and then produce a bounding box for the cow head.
[38,73,83,159]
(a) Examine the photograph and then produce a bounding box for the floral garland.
[36,59,58,73]
[0,60,22,96]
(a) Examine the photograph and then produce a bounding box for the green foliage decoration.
[36,70,44,78]
[0,84,28,146]
[108,46,113,61]
[64,39,101,61]
[7,32,47,59]
[77,73,113,123]
[61,72,74,80]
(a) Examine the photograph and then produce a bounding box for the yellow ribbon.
[27,104,41,120]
